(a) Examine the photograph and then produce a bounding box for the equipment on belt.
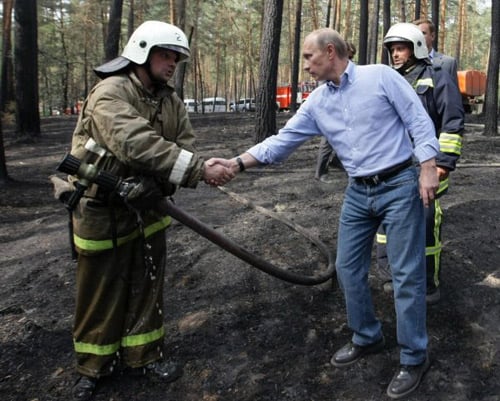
[56,153,155,211]
[53,154,336,286]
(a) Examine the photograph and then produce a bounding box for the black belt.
[354,158,413,186]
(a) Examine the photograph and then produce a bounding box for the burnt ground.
[0,113,499,401]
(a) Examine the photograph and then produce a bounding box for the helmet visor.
[156,44,190,61]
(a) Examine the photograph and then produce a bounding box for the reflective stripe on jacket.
[407,62,464,173]
[69,71,204,248]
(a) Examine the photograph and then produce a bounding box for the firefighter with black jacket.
[376,22,464,304]
[66,21,233,400]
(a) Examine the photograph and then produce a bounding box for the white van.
[201,97,226,112]
[184,98,198,113]
[230,98,256,112]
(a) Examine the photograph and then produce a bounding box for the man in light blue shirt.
[211,28,439,399]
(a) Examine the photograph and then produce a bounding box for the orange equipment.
[457,70,486,97]
[457,70,486,113]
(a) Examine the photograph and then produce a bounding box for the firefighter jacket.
[403,60,464,172]
[70,71,205,254]
[402,60,464,196]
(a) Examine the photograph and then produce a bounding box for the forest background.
[20,0,496,114]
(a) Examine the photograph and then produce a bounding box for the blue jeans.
[335,166,427,365]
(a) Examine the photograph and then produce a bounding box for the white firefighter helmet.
[122,21,190,64]
[94,21,190,78]
[383,22,428,60]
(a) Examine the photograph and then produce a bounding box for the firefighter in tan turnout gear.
[67,21,233,400]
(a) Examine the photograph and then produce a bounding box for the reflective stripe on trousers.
[376,198,443,289]
[74,215,171,252]
[73,229,167,377]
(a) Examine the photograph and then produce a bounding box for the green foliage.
[455,5,491,70]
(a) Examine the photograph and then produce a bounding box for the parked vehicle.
[276,81,318,111]
[201,97,227,112]
[230,98,256,112]
[183,98,199,113]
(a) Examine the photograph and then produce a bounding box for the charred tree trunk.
[0,0,14,181]
[255,0,284,143]
[14,0,40,139]
[127,0,135,38]
[381,0,391,65]
[1,0,14,112]
[57,4,70,113]
[368,0,380,64]
[483,0,499,136]
[358,0,369,65]
[290,0,302,113]
[104,0,123,62]
[432,0,439,50]
[173,0,188,99]
[326,0,332,28]
[0,117,8,184]
[415,0,421,19]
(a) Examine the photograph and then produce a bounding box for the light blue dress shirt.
[247,61,439,177]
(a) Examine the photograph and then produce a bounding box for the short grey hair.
[309,28,349,59]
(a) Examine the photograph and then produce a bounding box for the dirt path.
[0,114,499,401]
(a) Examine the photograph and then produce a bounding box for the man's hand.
[437,166,449,181]
[203,153,259,186]
[203,158,235,186]
[419,159,439,207]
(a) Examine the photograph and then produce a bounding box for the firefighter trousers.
[376,198,443,292]
[73,229,167,378]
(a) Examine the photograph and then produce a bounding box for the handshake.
[202,155,254,187]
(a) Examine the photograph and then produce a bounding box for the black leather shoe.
[72,375,97,401]
[426,287,441,305]
[127,360,183,383]
[386,357,430,399]
[330,336,385,367]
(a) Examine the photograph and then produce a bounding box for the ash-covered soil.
[0,113,499,401]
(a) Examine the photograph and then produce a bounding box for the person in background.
[346,41,357,60]
[67,21,232,401]
[376,23,464,304]
[414,18,458,86]
[313,41,356,183]
[211,28,439,399]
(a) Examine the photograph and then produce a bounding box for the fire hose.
[53,154,336,286]
[160,198,336,285]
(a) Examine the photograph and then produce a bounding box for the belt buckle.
[363,175,380,185]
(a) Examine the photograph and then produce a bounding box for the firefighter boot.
[126,359,183,383]
[72,375,97,401]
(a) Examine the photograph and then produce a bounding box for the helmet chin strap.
[144,60,161,86]
[142,58,169,88]
[132,61,164,93]
[393,56,417,75]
